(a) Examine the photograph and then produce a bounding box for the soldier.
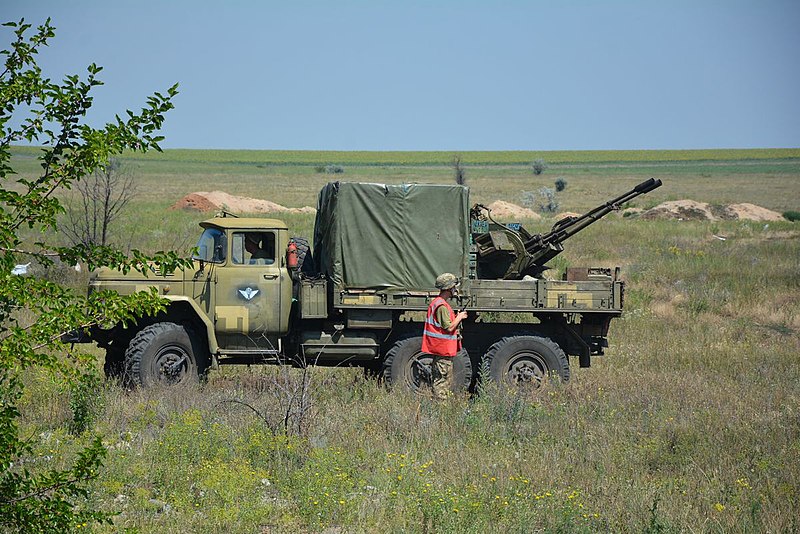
[422,272,468,399]
[245,234,271,264]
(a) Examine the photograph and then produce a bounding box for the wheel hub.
[155,346,190,383]
[507,352,546,386]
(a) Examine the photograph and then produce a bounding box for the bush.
[531,158,548,175]
[315,164,345,174]
[68,372,103,436]
[782,210,800,222]
[554,178,567,192]
[520,191,537,210]
[521,188,560,213]
[537,187,559,214]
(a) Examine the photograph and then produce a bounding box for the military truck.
[78,178,661,391]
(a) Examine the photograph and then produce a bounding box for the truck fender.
[164,296,219,354]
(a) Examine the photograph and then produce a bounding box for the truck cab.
[190,218,293,352]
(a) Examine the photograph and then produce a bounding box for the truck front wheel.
[484,335,570,388]
[124,322,208,388]
[383,336,472,395]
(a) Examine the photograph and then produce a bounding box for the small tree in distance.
[64,158,137,247]
[453,154,466,185]
[532,158,548,175]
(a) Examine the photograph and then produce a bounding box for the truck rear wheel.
[124,322,208,388]
[383,336,472,395]
[484,335,569,388]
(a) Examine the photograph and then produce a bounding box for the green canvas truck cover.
[313,182,470,290]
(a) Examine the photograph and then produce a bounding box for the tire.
[483,335,569,388]
[124,322,208,388]
[290,236,314,274]
[383,336,472,395]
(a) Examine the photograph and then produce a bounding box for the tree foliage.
[0,18,189,532]
[531,158,548,175]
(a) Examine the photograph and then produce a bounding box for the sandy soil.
[485,200,542,220]
[171,191,316,214]
[641,200,784,222]
[640,200,717,221]
[724,203,785,222]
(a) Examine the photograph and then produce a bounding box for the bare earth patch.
[171,191,316,214]
[485,200,541,220]
[724,203,785,222]
[640,200,716,221]
[641,200,784,222]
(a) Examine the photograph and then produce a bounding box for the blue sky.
[4,1,799,151]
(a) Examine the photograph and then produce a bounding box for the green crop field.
[10,145,800,166]
[10,147,800,533]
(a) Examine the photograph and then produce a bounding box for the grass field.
[11,148,800,532]
[11,145,800,166]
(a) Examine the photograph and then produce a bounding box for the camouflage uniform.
[425,273,461,400]
[430,301,457,399]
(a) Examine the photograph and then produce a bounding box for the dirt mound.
[171,191,316,215]
[640,200,784,222]
[174,193,218,212]
[641,200,716,221]
[485,201,541,220]
[725,203,784,222]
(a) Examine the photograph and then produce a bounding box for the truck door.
[214,230,286,350]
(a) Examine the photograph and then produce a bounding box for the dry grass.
[13,149,800,532]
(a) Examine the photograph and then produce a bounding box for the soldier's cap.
[435,272,459,290]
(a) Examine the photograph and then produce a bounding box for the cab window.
[193,228,226,263]
[232,232,276,265]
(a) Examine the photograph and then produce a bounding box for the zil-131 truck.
[80,178,661,392]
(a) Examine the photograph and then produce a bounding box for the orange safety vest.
[422,296,460,357]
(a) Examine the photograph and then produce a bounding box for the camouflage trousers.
[430,355,453,400]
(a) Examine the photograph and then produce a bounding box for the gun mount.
[471,178,663,280]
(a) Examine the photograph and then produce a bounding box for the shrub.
[554,178,567,192]
[520,191,537,210]
[531,158,548,175]
[537,187,559,213]
[68,372,103,436]
[314,164,344,174]
[782,210,800,222]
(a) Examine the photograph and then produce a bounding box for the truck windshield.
[193,228,226,263]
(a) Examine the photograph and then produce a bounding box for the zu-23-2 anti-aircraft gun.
[470,178,663,280]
